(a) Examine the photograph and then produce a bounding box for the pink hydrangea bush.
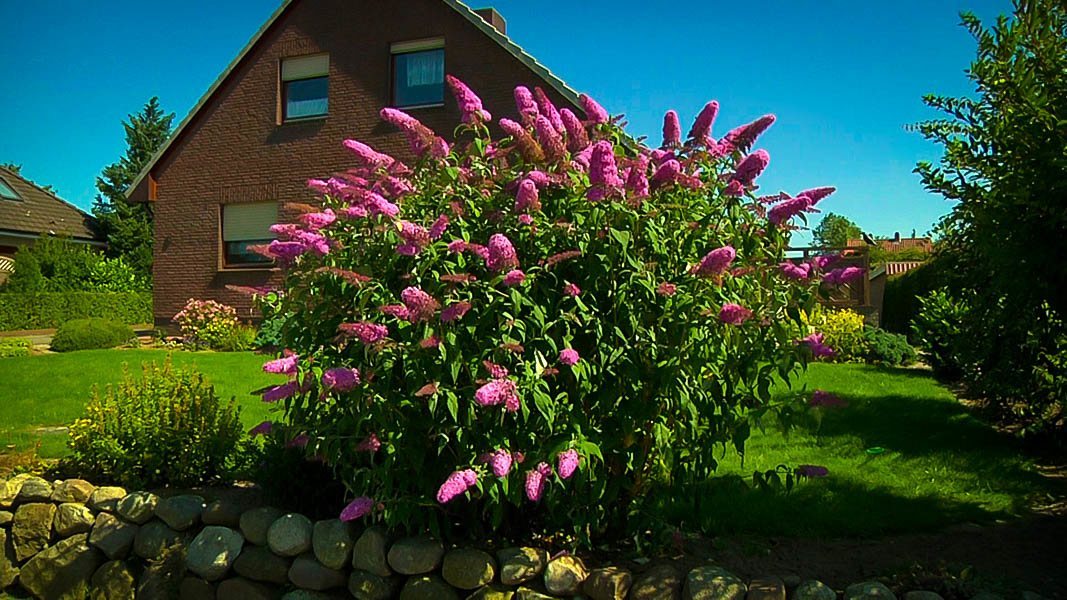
[256,78,841,538]
[172,298,239,350]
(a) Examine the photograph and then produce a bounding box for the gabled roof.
[126,0,581,200]
[0,166,98,242]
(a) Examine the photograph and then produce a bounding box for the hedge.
[0,292,152,331]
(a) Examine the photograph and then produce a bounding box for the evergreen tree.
[92,97,175,279]
[812,212,862,248]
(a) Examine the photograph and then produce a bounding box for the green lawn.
[0,352,1056,538]
[0,349,279,458]
[657,363,1059,537]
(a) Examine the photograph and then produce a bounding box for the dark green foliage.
[64,357,243,488]
[812,213,862,248]
[912,1,1067,431]
[880,258,952,336]
[91,97,175,279]
[912,290,970,378]
[0,292,151,330]
[214,324,258,352]
[0,337,32,358]
[2,236,148,294]
[862,327,917,366]
[50,318,135,352]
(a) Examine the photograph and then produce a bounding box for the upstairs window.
[0,176,19,201]
[221,202,278,268]
[281,54,329,120]
[391,39,445,108]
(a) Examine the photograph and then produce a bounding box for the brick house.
[0,166,101,284]
[125,0,582,325]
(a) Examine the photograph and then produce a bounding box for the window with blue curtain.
[281,54,329,120]
[393,48,445,108]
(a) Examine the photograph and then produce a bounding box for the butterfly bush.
[256,77,844,538]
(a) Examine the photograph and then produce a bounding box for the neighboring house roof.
[0,166,98,242]
[847,237,934,253]
[883,261,927,277]
[125,0,582,201]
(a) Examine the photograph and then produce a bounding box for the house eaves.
[125,0,582,201]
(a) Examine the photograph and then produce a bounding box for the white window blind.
[222,202,278,241]
[281,54,329,81]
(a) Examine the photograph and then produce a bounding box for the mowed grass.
[0,349,280,458]
[0,352,1056,537]
[659,363,1059,537]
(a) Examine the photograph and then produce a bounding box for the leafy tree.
[92,98,174,279]
[812,212,862,248]
[912,0,1066,432]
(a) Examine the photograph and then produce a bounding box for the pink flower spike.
[474,379,519,411]
[515,178,540,212]
[559,348,580,366]
[719,303,753,325]
[322,367,360,392]
[557,449,579,480]
[662,110,681,148]
[731,149,771,187]
[657,282,677,296]
[693,246,737,278]
[262,381,300,403]
[429,214,450,240]
[525,462,554,502]
[356,433,382,452]
[796,465,830,478]
[249,421,273,437]
[780,262,812,280]
[514,85,540,123]
[563,282,581,297]
[503,269,526,287]
[534,87,564,132]
[340,496,375,521]
[688,101,720,143]
[799,333,835,359]
[263,353,299,376]
[446,75,491,124]
[401,287,440,322]
[560,108,589,151]
[436,469,479,504]
[440,301,472,323]
[286,433,309,449]
[795,186,836,205]
[810,390,849,408]
[489,449,514,477]
[486,233,519,272]
[338,321,389,344]
[580,94,609,124]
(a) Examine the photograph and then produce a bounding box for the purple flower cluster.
[524,462,554,501]
[822,266,865,285]
[338,321,389,344]
[474,379,520,412]
[321,367,360,392]
[719,303,753,325]
[401,287,439,322]
[440,301,472,323]
[559,348,580,366]
[557,449,580,480]
[446,75,491,124]
[799,333,835,359]
[340,496,375,521]
[486,233,519,272]
[693,246,737,278]
[263,353,299,376]
[436,469,478,504]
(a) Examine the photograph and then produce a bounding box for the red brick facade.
[140,0,579,324]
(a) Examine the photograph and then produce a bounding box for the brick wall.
[151,0,579,324]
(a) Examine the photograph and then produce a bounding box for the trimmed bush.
[65,357,243,488]
[862,327,917,366]
[912,289,971,377]
[0,337,32,358]
[0,291,152,330]
[50,318,135,352]
[811,308,868,362]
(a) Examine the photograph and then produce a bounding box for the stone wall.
[1,474,960,600]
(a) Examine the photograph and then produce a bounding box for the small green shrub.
[0,292,152,330]
[0,337,32,358]
[215,324,257,352]
[86,257,150,292]
[50,318,135,352]
[65,357,243,488]
[862,327,917,366]
[912,289,970,377]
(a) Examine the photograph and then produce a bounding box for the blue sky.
[0,0,1009,243]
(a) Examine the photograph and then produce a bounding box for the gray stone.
[134,518,187,560]
[91,560,136,600]
[268,513,314,557]
[203,498,250,528]
[157,494,206,531]
[180,576,217,600]
[499,546,548,585]
[0,474,31,508]
[387,535,444,575]
[18,533,104,600]
[631,564,683,600]
[186,525,245,581]
[684,566,746,600]
[348,569,399,600]
[544,555,588,596]
[352,526,392,577]
[15,476,53,503]
[469,584,516,600]
[904,593,944,600]
[0,528,19,589]
[117,491,159,524]
[400,575,460,600]
[747,576,786,600]
[234,545,291,584]
[282,591,345,600]
[515,588,557,600]
[0,510,11,526]
[87,486,127,512]
[89,511,139,559]
[289,553,347,590]
[138,542,188,599]
[54,502,96,537]
[441,547,496,589]
[795,580,838,600]
[51,479,95,503]
[783,576,802,590]
[312,519,354,570]
[584,566,633,600]
[218,576,279,599]
[240,506,285,546]
[845,582,897,600]
[12,502,57,561]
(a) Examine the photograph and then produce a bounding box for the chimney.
[475,7,507,35]
[894,232,901,242]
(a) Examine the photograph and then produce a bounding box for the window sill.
[281,114,328,124]
[394,103,445,111]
